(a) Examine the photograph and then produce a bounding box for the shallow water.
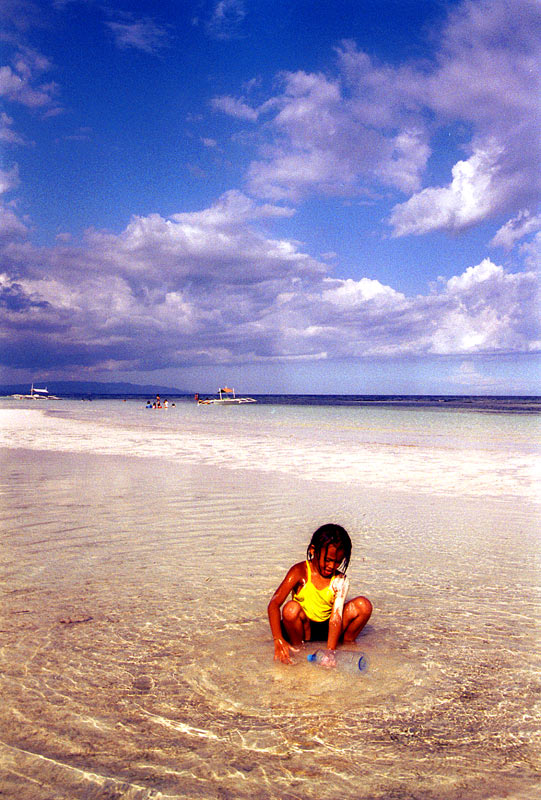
[0,400,539,799]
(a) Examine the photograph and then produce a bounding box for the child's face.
[312,543,345,578]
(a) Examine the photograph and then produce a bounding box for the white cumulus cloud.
[390,138,507,236]
[0,165,20,194]
[491,210,541,249]
[105,16,172,53]
[0,47,59,110]
[322,277,405,308]
[0,194,538,373]
[211,95,259,121]
[213,0,540,236]
[205,0,246,40]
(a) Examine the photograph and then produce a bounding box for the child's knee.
[282,600,303,623]
[354,596,372,620]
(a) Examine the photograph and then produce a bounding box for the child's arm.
[327,575,350,652]
[267,563,305,664]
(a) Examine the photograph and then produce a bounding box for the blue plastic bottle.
[307,649,368,674]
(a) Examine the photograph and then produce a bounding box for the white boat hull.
[198,397,256,404]
[10,384,60,400]
[197,387,256,405]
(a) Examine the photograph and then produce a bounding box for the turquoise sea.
[0,396,539,799]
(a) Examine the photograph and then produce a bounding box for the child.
[268,523,372,665]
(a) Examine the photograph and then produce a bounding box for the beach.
[0,398,539,799]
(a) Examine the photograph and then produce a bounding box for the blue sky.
[1,0,540,393]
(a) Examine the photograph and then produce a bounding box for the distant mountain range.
[0,380,187,396]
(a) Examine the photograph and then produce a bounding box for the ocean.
[0,396,539,799]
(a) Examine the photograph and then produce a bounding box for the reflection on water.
[0,406,540,799]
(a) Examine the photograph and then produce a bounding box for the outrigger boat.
[11,383,60,400]
[196,387,256,405]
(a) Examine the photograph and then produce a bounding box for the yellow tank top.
[292,561,337,622]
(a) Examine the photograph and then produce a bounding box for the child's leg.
[342,596,372,643]
[281,600,310,646]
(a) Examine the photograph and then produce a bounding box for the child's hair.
[307,523,352,573]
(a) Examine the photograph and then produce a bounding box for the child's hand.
[320,650,337,668]
[273,637,297,664]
